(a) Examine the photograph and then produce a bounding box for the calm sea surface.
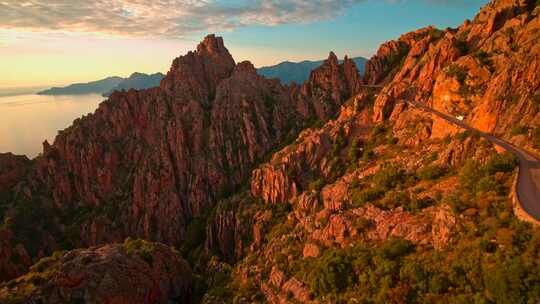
[0,93,104,158]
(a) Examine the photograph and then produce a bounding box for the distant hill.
[103,72,165,96]
[257,56,367,85]
[37,72,165,96]
[38,77,124,95]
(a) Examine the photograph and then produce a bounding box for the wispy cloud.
[0,0,368,38]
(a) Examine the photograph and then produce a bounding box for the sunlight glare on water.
[0,93,104,158]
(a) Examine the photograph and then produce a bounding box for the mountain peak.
[327,51,339,65]
[161,34,235,99]
[197,34,229,57]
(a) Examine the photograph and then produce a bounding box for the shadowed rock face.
[0,153,30,193]
[0,35,361,281]
[0,241,193,303]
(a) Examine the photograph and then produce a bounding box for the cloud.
[0,0,366,38]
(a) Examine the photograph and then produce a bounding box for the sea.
[0,88,104,158]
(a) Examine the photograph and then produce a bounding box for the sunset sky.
[0,0,489,88]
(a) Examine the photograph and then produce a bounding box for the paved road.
[405,100,540,223]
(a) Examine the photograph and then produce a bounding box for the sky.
[0,0,490,89]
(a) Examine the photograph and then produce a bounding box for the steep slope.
[0,35,361,281]
[203,87,527,303]
[4,2,540,302]
[258,57,367,85]
[367,0,540,151]
[200,1,540,303]
[102,72,165,96]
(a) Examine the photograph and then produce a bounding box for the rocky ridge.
[1,0,540,302]
[0,35,362,282]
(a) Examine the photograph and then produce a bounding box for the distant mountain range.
[38,77,124,96]
[258,56,367,85]
[37,73,165,96]
[102,72,165,96]
[37,58,367,97]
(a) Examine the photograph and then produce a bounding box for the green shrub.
[309,178,325,192]
[377,190,410,210]
[428,28,444,42]
[476,175,503,194]
[371,123,388,140]
[456,130,472,141]
[480,238,497,253]
[351,187,385,207]
[362,148,376,162]
[416,165,447,180]
[373,165,406,190]
[483,259,526,303]
[429,274,450,294]
[447,64,468,85]
[473,50,492,68]
[31,257,56,273]
[347,139,361,163]
[379,238,415,260]
[123,238,156,265]
[511,126,529,136]
[407,197,436,213]
[455,39,469,55]
[330,128,347,158]
[306,249,355,296]
[387,135,398,145]
[484,153,518,175]
[459,160,484,191]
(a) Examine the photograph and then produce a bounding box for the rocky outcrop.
[292,52,362,120]
[0,240,192,303]
[264,267,313,304]
[364,40,409,85]
[251,94,371,205]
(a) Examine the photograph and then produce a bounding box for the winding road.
[405,99,540,224]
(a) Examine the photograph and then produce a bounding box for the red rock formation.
[0,35,362,281]
[292,52,362,120]
[251,93,371,205]
[365,0,540,144]
[0,241,193,303]
[364,40,409,85]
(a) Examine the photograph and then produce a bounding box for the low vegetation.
[123,238,158,265]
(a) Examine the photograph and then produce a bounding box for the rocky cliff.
[367,0,540,147]
[0,35,361,281]
[201,1,540,302]
[2,1,540,302]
